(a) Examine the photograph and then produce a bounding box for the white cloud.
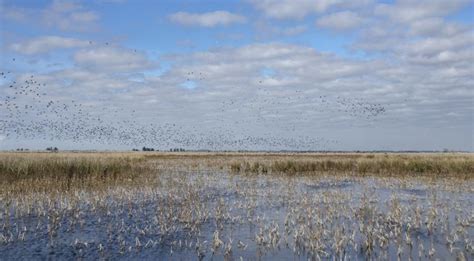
[2,0,100,32]
[42,1,100,32]
[404,30,473,57]
[251,0,338,19]
[353,1,473,69]
[74,47,155,72]
[249,0,337,19]
[10,36,90,55]
[248,0,373,19]
[375,0,469,23]
[316,11,364,30]
[254,21,307,40]
[409,18,466,37]
[169,11,246,27]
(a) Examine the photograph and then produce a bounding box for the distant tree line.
[132,147,186,152]
[46,147,58,152]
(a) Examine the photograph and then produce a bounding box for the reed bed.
[228,154,474,178]
[0,153,150,193]
[134,152,474,177]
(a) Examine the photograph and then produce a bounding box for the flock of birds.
[0,56,386,150]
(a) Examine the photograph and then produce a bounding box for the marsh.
[0,152,472,260]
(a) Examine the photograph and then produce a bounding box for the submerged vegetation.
[0,152,472,260]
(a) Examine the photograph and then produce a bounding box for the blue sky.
[0,0,473,151]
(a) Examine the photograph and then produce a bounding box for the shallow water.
[1,169,473,260]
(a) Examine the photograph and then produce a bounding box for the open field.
[0,152,473,260]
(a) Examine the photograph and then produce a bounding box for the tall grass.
[229,155,474,178]
[0,153,149,192]
[0,152,472,194]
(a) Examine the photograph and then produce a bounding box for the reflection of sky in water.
[2,170,473,260]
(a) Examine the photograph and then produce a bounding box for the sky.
[0,0,473,151]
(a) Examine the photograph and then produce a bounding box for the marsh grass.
[0,153,150,193]
[0,152,472,194]
[1,153,472,187]
[228,154,474,178]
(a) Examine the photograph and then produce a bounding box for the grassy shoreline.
[0,152,472,184]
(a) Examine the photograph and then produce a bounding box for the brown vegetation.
[229,154,474,178]
[0,152,472,259]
